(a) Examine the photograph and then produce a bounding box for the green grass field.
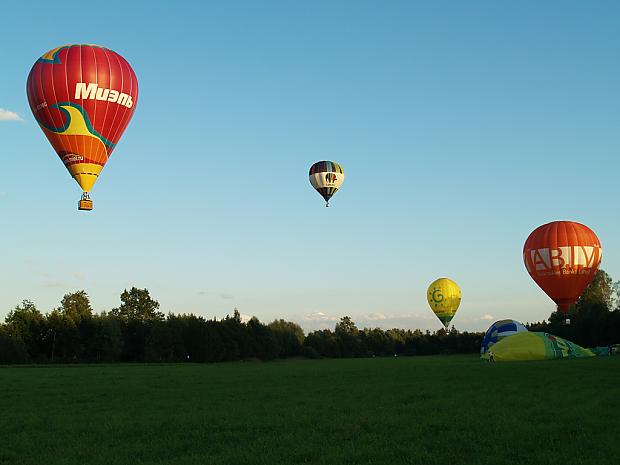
[1,356,619,465]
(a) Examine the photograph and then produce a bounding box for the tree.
[111,287,164,322]
[0,326,29,363]
[335,316,358,336]
[576,269,614,312]
[268,319,305,357]
[44,291,94,361]
[334,316,365,357]
[247,317,279,360]
[59,290,93,324]
[4,300,45,359]
[45,309,64,361]
[145,318,174,362]
[89,313,123,362]
[304,329,341,357]
[362,327,394,356]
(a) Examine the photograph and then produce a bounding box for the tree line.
[526,269,620,349]
[1,270,618,364]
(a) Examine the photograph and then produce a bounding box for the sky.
[0,0,618,332]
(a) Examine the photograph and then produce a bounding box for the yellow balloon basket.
[78,193,93,211]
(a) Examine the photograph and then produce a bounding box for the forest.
[1,271,618,364]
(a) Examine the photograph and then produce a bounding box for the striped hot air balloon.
[309,161,345,207]
[27,44,138,210]
[523,221,602,314]
[480,319,528,355]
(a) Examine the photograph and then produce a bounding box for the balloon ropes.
[523,221,602,317]
[27,44,138,211]
[309,161,345,207]
[427,278,461,329]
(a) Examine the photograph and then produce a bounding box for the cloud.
[197,290,234,300]
[365,312,388,321]
[362,311,435,323]
[481,314,494,321]
[0,108,23,122]
[298,311,444,333]
[22,260,69,289]
[303,311,339,322]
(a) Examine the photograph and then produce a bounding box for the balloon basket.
[78,199,93,211]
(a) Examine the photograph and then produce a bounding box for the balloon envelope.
[309,161,345,206]
[523,221,602,313]
[27,44,138,198]
[480,319,528,355]
[481,332,595,361]
[427,278,461,328]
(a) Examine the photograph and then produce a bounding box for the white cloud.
[0,108,23,122]
[481,314,494,321]
[365,312,388,321]
[303,311,339,322]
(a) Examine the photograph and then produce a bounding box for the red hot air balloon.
[26,44,138,210]
[523,221,602,314]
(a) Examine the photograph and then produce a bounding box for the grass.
[1,355,619,465]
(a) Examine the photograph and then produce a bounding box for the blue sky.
[1,0,618,332]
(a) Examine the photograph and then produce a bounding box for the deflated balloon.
[427,278,461,329]
[26,44,138,210]
[523,221,602,313]
[481,332,595,361]
[480,319,528,355]
[309,161,345,207]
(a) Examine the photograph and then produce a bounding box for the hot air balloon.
[481,332,595,362]
[427,278,461,329]
[27,44,138,210]
[309,161,345,207]
[523,221,602,315]
[480,319,528,355]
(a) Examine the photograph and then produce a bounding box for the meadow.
[1,356,619,465]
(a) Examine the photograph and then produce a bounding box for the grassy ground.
[1,355,619,465]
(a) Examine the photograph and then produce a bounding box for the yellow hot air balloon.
[427,278,461,329]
